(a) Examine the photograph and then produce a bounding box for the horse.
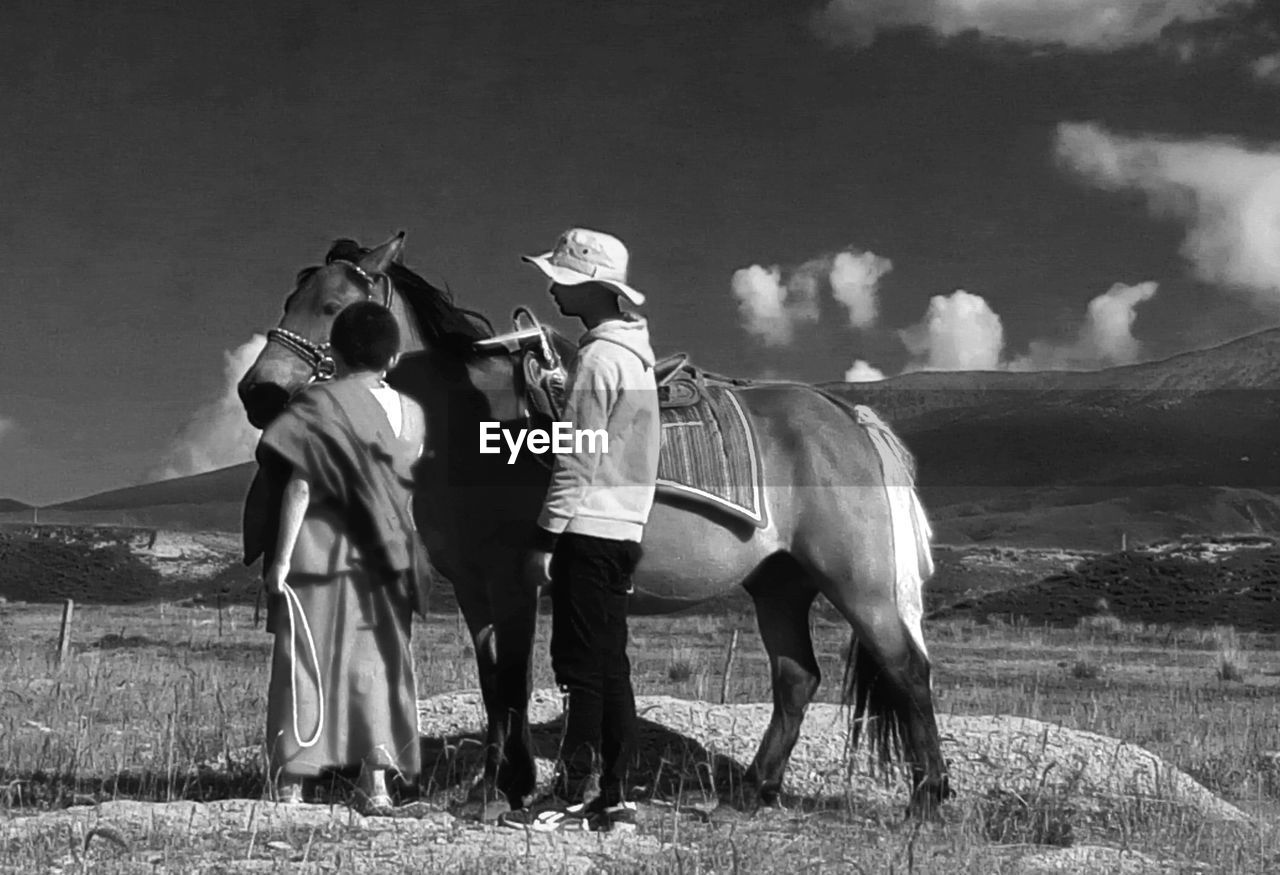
[237,231,953,820]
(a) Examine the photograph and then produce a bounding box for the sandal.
[355,766,394,815]
[276,780,305,806]
[356,792,395,816]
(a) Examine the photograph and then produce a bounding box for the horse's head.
[238,232,406,428]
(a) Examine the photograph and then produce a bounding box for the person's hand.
[524,549,553,591]
[265,560,289,596]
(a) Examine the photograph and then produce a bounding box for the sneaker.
[581,798,638,833]
[498,796,589,832]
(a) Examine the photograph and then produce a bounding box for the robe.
[250,373,429,781]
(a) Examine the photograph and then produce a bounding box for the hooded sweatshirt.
[536,313,661,544]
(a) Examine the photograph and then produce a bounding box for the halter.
[266,259,395,383]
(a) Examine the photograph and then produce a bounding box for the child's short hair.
[331,301,400,371]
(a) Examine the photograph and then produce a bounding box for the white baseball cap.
[521,227,645,306]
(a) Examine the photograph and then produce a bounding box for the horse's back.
[730,380,894,483]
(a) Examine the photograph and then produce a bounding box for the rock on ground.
[418,689,1247,823]
[3,691,1250,874]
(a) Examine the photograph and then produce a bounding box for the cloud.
[894,282,1156,374]
[830,250,892,329]
[731,264,815,347]
[732,247,892,345]
[1007,281,1158,370]
[899,290,1006,371]
[1252,52,1280,85]
[1055,121,1280,304]
[1157,4,1280,84]
[148,334,266,482]
[811,0,1240,50]
[844,359,886,382]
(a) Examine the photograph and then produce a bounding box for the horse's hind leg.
[743,554,821,807]
[823,583,951,819]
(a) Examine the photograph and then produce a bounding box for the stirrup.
[471,307,560,370]
[512,306,560,371]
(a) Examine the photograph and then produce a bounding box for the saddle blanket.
[656,383,767,528]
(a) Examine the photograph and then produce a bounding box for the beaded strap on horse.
[265,259,394,383]
[267,327,337,381]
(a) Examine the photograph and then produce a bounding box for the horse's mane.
[322,238,495,354]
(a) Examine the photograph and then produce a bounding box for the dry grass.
[2,598,1278,872]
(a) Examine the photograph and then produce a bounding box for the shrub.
[1071,658,1103,680]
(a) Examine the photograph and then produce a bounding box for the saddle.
[476,308,768,529]
[653,353,704,409]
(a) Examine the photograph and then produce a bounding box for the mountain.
[0,498,32,514]
[32,463,257,533]
[822,327,1280,546]
[22,327,1280,549]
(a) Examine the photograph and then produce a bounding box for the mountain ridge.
[9,325,1280,549]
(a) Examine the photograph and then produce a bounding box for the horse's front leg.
[457,555,540,820]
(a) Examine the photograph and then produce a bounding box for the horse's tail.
[816,390,934,659]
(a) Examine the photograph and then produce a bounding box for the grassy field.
[2,589,1279,873]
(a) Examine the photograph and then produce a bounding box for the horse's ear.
[359,230,406,275]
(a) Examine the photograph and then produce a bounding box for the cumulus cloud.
[1055,121,1280,304]
[732,247,892,345]
[1252,52,1280,85]
[894,283,1156,374]
[731,264,815,347]
[844,359,886,382]
[899,290,1006,371]
[1007,281,1158,370]
[830,250,892,329]
[148,334,267,482]
[811,0,1240,50]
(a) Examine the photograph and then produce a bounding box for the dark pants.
[548,532,642,806]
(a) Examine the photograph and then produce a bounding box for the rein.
[280,580,325,748]
[266,259,394,384]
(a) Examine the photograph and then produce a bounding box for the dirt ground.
[3,530,1278,871]
[4,688,1259,874]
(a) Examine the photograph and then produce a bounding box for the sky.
[3,0,1280,505]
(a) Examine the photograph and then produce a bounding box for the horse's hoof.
[451,794,510,823]
[480,797,512,823]
[707,802,748,825]
[450,799,483,821]
[903,798,946,825]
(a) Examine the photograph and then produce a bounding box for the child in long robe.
[254,301,429,811]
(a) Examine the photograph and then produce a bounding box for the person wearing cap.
[501,228,661,833]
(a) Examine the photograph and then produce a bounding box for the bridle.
[266,259,395,383]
